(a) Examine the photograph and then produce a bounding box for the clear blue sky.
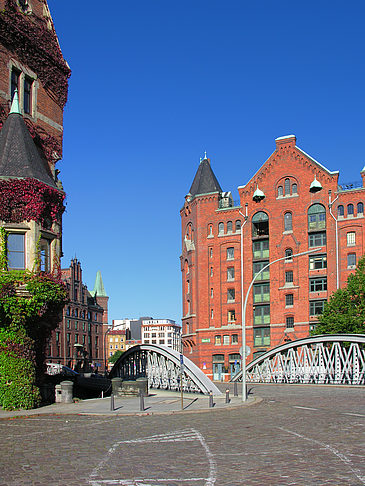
[48,0,365,325]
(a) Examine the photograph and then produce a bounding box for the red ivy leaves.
[0,178,65,225]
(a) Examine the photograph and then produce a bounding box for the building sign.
[201,338,210,343]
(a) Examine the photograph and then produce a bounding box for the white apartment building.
[141,319,181,351]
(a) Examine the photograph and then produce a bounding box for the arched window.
[207,224,213,236]
[218,222,224,235]
[308,204,326,230]
[235,220,241,232]
[252,211,269,237]
[337,205,344,217]
[284,178,290,196]
[285,248,293,261]
[284,212,292,231]
[227,221,233,233]
[347,204,354,216]
[292,183,297,194]
[278,185,283,197]
[357,202,364,215]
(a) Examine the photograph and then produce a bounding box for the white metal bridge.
[231,334,365,385]
[109,344,222,395]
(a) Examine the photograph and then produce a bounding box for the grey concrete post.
[139,389,145,411]
[209,391,214,408]
[233,381,238,397]
[60,380,73,404]
[55,384,62,403]
[225,389,230,403]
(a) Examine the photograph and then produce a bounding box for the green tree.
[313,255,365,335]
[108,350,124,364]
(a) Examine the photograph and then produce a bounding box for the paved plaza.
[0,384,364,485]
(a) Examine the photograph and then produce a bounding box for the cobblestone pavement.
[0,385,364,486]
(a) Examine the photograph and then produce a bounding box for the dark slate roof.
[189,158,222,197]
[0,112,56,188]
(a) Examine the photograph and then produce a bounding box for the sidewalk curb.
[0,396,263,420]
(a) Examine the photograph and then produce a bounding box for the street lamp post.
[240,247,321,402]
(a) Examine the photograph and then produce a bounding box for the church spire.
[92,270,107,297]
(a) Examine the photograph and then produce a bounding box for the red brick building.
[181,135,365,381]
[0,0,70,272]
[47,259,109,372]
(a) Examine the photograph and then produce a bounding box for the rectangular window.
[227,267,235,281]
[210,267,213,276]
[75,321,78,331]
[285,271,293,283]
[309,255,327,270]
[253,239,269,259]
[227,247,234,260]
[347,232,355,247]
[310,277,327,292]
[309,232,326,248]
[227,288,235,303]
[23,76,33,114]
[231,334,238,344]
[347,253,356,268]
[286,316,294,328]
[215,335,221,345]
[223,335,230,345]
[310,300,326,316]
[210,288,213,298]
[228,310,236,322]
[285,294,294,306]
[209,248,213,258]
[253,283,270,303]
[254,305,270,325]
[75,334,79,344]
[253,261,269,281]
[253,327,270,347]
[11,67,21,101]
[7,233,25,269]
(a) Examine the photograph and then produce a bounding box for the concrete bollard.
[60,380,73,404]
[233,381,238,397]
[209,391,214,408]
[55,384,62,403]
[110,393,115,411]
[139,389,145,412]
[225,389,230,403]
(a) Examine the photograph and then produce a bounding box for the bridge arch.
[109,344,222,395]
[231,334,365,385]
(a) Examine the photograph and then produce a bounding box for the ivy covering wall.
[0,227,67,410]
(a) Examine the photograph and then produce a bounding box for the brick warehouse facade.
[181,135,365,381]
[46,259,109,372]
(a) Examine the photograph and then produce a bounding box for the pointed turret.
[188,153,222,197]
[92,271,107,297]
[0,95,56,188]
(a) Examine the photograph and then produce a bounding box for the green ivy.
[0,266,67,410]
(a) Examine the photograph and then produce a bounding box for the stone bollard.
[111,377,123,397]
[60,380,73,404]
[233,381,238,397]
[209,391,214,408]
[55,384,62,403]
[139,389,145,412]
[225,389,230,403]
[110,393,115,411]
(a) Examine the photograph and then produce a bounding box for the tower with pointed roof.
[181,138,365,381]
[0,0,69,272]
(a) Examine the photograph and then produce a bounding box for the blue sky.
[47,0,365,325]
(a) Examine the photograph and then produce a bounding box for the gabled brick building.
[181,135,365,381]
[47,259,109,372]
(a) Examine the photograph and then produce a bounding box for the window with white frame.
[227,267,235,281]
[347,253,356,268]
[347,232,355,246]
[7,233,25,269]
[227,247,234,260]
[223,335,230,345]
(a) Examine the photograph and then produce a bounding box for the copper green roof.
[92,270,107,297]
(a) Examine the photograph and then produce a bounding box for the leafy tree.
[313,255,365,335]
[108,350,124,364]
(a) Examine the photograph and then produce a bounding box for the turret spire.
[9,89,21,115]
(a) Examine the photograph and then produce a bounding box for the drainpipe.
[328,190,339,289]
[238,203,248,400]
